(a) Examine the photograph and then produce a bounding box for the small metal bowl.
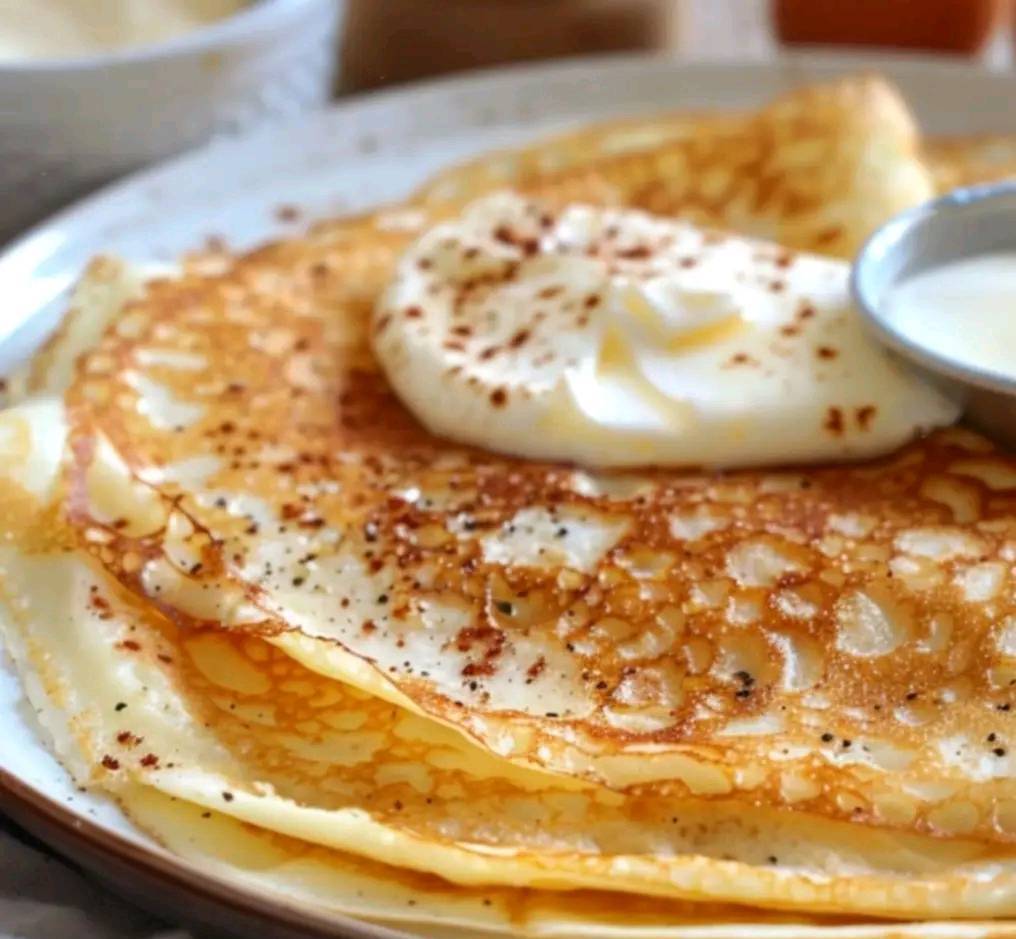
[852,181,1016,449]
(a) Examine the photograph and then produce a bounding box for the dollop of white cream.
[373,193,958,469]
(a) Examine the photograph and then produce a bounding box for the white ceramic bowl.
[0,0,341,241]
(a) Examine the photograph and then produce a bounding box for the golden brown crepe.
[4,72,1016,938]
[414,75,934,259]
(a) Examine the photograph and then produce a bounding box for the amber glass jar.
[773,0,1007,54]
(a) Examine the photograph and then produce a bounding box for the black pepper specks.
[733,670,754,698]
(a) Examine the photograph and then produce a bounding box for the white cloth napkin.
[0,823,191,939]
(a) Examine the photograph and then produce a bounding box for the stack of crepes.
[5,74,1016,938]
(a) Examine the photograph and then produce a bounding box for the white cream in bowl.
[883,253,1016,382]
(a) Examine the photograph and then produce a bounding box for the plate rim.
[2,48,1015,938]
[0,765,414,939]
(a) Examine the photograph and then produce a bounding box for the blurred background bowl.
[0,0,341,241]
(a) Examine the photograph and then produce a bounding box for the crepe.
[415,89,1016,225]
[923,135,1016,193]
[8,399,1016,926]
[413,74,934,258]
[4,72,1016,936]
[56,226,1016,841]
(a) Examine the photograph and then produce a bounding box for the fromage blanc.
[374,194,959,468]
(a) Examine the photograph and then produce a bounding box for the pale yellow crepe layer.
[5,403,1016,927]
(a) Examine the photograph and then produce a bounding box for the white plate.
[1,51,1014,939]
